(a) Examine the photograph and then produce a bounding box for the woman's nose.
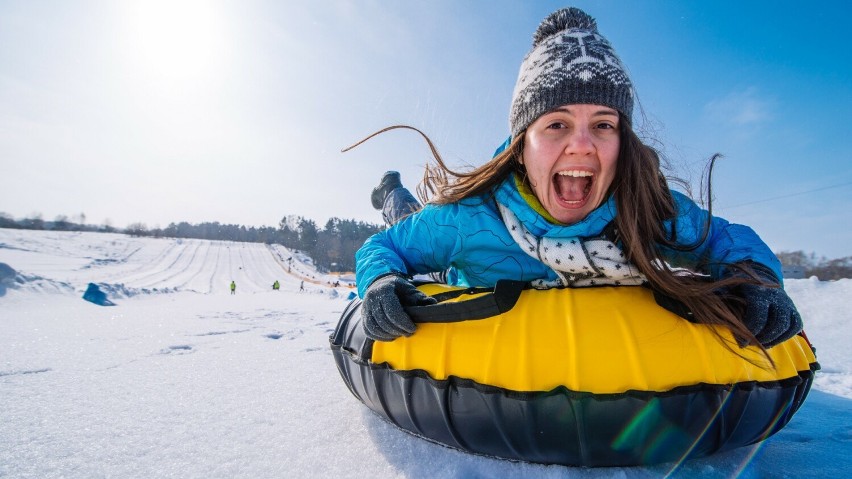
[564,129,595,155]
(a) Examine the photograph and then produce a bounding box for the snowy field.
[1,228,850,478]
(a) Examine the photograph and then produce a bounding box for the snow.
[1,228,850,478]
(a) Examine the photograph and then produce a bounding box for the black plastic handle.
[404,280,527,323]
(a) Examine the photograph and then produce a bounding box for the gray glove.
[361,274,437,341]
[725,263,803,348]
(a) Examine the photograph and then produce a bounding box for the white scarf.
[498,202,646,289]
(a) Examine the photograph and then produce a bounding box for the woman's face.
[521,104,620,225]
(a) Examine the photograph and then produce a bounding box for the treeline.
[0,212,113,233]
[130,215,384,273]
[0,212,383,273]
[3,212,851,279]
[775,251,852,281]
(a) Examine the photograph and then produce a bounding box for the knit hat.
[509,7,634,137]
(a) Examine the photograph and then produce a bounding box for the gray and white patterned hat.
[509,7,634,137]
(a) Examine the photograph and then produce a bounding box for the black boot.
[370,171,403,210]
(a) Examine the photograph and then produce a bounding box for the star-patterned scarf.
[498,202,646,289]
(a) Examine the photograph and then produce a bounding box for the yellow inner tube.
[371,285,816,394]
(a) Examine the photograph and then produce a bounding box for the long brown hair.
[611,120,770,354]
[345,123,775,354]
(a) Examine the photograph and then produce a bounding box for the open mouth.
[554,170,593,205]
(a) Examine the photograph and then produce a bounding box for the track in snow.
[0,229,352,296]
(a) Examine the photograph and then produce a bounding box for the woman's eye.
[547,122,565,129]
[595,122,616,130]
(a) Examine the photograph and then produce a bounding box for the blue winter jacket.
[355,174,782,297]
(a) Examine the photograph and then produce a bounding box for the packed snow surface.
[1,229,850,478]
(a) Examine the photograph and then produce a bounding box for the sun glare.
[121,0,228,88]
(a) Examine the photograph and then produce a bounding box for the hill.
[1,228,850,478]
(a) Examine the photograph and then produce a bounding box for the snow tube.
[329,281,818,466]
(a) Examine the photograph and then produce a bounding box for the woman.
[354,7,801,349]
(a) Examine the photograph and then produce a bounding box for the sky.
[1,228,850,477]
[1,0,851,259]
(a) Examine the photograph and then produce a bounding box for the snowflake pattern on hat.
[510,8,634,137]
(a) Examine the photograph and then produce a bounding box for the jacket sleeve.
[660,191,784,283]
[355,203,462,297]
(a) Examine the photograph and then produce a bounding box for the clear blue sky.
[2,0,850,258]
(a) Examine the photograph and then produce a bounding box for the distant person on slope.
[230,281,236,295]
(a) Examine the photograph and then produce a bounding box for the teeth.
[557,170,593,177]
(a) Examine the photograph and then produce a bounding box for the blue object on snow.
[346,291,357,301]
[0,262,15,297]
[83,282,115,306]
